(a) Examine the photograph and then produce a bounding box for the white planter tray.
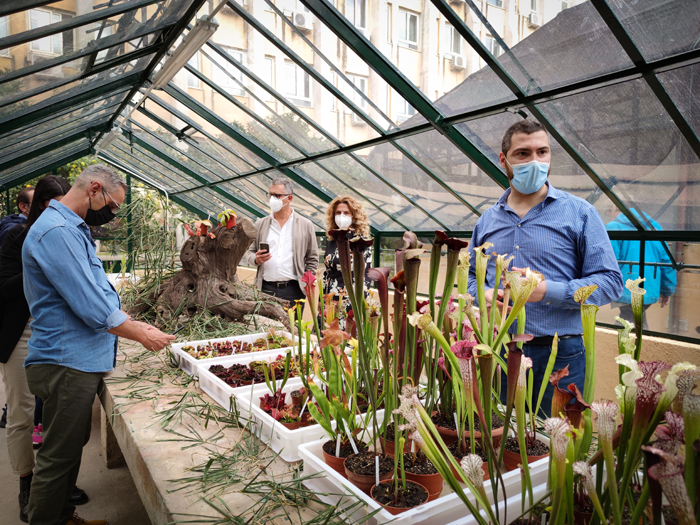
[171,330,306,377]
[298,434,551,525]
[235,381,384,463]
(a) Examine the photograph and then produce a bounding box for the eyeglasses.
[267,193,291,199]
[102,187,121,213]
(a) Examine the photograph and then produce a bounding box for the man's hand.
[659,295,670,308]
[485,288,504,308]
[255,249,272,265]
[139,325,175,351]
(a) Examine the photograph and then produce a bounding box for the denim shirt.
[22,201,128,373]
[468,183,623,338]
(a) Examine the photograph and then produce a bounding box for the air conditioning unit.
[527,12,541,28]
[292,11,313,32]
[450,54,467,70]
[350,112,366,126]
[30,53,64,78]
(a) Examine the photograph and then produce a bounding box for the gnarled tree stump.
[150,218,290,329]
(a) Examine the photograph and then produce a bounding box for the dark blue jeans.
[499,336,586,419]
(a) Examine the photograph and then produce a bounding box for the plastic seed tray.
[298,434,551,525]
[235,381,384,462]
[170,330,305,377]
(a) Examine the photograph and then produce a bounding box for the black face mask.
[85,190,116,226]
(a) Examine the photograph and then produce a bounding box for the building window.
[385,4,392,43]
[398,9,418,50]
[444,23,461,55]
[330,71,337,111]
[346,0,367,30]
[347,74,368,110]
[284,60,311,105]
[486,0,504,8]
[212,48,245,96]
[0,17,9,57]
[262,56,275,101]
[397,98,416,123]
[484,35,502,57]
[30,9,62,54]
[530,0,537,11]
[187,51,200,88]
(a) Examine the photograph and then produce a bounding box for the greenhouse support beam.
[0,75,139,135]
[162,84,335,204]
[93,0,210,148]
[0,146,91,192]
[590,0,700,165]
[431,0,646,232]
[128,133,266,219]
[301,0,511,191]
[0,0,162,51]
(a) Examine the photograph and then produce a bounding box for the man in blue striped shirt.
[468,120,623,418]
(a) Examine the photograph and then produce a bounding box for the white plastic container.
[171,331,306,377]
[298,435,551,525]
[236,382,383,463]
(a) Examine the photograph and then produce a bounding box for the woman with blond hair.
[322,196,372,330]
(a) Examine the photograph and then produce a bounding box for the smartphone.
[260,242,270,254]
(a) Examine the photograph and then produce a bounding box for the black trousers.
[262,281,306,322]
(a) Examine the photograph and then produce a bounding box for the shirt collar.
[272,209,294,226]
[497,181,562,207]
[48,199,86,227]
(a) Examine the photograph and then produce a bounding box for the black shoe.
[0,404,7,428]
[69,486,89,506]
[19,473,32,523]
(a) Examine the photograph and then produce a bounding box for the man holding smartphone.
[242,178,318,309]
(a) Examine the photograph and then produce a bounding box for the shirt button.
[518,224,521,228]
[516,246,519,249]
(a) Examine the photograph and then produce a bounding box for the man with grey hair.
[22,163,174,525]
[243,178,318,309]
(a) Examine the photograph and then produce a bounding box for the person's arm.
[467,223,481,302]
[242,220,260,267]
[540,207,624,309]
[108,317,174,351]
[305,221,319,273]
[0,227,26,299]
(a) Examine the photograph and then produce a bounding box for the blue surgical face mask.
[506,159,549,195]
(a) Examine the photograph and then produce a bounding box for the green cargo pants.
[25,364,103,525]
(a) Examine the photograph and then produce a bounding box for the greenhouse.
[0,0,699,524]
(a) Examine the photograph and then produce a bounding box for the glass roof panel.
[3,108,114,158]
[0,138,89,186]
[143,95,271,172]
[199,44,338,157]
[221,2,402,136]
[462,1,635,98]
[535,77,700,231]
[301,153,441,231]
[0,0,187,82]
[176,185,267,222]
[329,0,517,119]
[606,0,700,62]
[0,90,128,147]
[107,139,197,193]
[657,64,700,141]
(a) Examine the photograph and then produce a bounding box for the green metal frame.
[0,143,91,191]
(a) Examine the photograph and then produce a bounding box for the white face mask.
[335,214,352,229]
[269,196,285,214]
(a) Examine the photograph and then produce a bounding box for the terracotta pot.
[322,444,348,478]
[574,510,593,525]
[502,444,549,472]
[435,424,459,446]
[370,480,429,515]
[345,454,393,494]
[434,413,504,447]
[280,420,300,430]
[380,436,413,455]
[405,471,443,502]
[300,412,312,427]
[291,393,304,407]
